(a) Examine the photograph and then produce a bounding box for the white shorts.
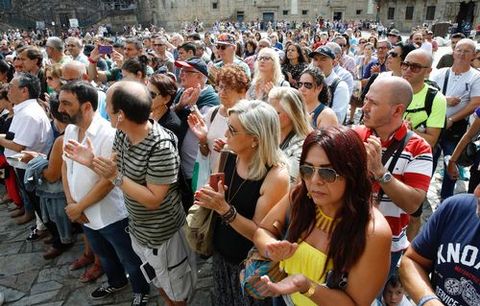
[130,229,197,302]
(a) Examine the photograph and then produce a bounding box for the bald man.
[75,80,196,305]
[62,61,108,119]
[354,76,433,281]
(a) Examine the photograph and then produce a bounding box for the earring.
[307,192,312,199]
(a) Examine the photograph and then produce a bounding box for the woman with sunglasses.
[383,43,417,78]
[253,127,392,306]
[298,66,338,129]
[194,100,290,306]
[147,73,182,136]
[247,48,290,101]
[281,43,308,88]
[268,87,312,183]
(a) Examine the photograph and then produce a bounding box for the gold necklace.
[315,206,337,233]
[227,162,248,204]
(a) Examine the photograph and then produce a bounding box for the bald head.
[110,80,151,124]
[62,61,87,81]
[455,38,476,52]
[373,76,413,109]
[406,49,433,67]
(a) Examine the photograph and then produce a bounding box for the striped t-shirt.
[355,123,433,252]
[113,121,185,248]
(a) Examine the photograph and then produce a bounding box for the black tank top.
[213,153,268,265]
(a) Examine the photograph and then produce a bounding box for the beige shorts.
[131,229,197,302]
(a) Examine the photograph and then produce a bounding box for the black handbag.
[457,141,478,167]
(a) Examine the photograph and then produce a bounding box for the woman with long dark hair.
[281,43,308,88]
[254,127,392,306]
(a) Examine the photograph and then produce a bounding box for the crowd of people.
[0,19,479,306]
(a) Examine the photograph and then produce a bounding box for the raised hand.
[187,112,208,143]
[265,240,298,262]
[364,135,384,179]
[92,153,118,181]
[194,181,229,215]
[213,138,226,152]
[64,138,95,168]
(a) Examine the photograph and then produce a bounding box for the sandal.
[69,254,95,271]
[79,264,104,283]
[26,228,49,241]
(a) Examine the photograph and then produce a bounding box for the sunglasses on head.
[388,51,399,58]
[299,165,340,183]
[297,81,314,89]
[400,61,429,73]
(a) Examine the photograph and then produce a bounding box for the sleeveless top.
[213,153,268,264]
[280,241,333,306]
[311,103,326,129]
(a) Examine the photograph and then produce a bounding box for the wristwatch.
[112,173,124,187]
[302,281,318,298]
[377,171,393,184]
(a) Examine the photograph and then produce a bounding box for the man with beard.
[400,184,480,306]
[354,76,432,282]
[60,81,150,304]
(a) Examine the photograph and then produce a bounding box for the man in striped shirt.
[354,76,433,280]
[89,81,196,306]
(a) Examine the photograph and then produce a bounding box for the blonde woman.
[268,87,312,183]
[194,100,290,306]
[247,47,290,101]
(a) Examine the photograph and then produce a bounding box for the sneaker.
[90,283,128,299]
[131,293,149,306]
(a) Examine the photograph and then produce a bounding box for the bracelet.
[221,205,237,224]
[199,142,208,149]
[88,57,97,64]
[417,294,440,306]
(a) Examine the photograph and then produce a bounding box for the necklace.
[315,206,337,233]
[227,161,248,204]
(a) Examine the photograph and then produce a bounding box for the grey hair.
[268,87,311,138]
[47,37,64,52]
[228,99,286,180]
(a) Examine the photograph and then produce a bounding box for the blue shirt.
[412,194,480,306]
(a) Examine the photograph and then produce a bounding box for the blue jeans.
[434,137,459,200]
[83,218,149,294]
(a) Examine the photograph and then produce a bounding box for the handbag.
[191,150,211,192]
[240,247,287,300]
[184,150,229,257]
[457,141,478,167]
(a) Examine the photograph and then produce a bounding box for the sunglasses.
[297,82,314,89]
[400,61,429,73]
[153,43,165,46]
[359,41,366,44]
[150,91,160,99]
[388,51,399,58]
[258,56,273,62]
[299,165,340,183]
[216,45,228,50]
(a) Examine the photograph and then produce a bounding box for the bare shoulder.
[261,164,290,192]
[367,207,392,240]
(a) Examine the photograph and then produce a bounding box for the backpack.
[328,77,341,108]
[404,85,440,130]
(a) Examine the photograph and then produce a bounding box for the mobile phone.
[98,45,113,55]
[140,261,157,283]
[209,173,225,191]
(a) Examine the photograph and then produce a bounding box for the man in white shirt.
[0,73,53,224]
[309,45,350,123]
[60,81,150,305]
[65,37,89,66]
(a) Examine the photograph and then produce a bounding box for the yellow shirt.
[280,241,333,306]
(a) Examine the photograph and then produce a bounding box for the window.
[212,2,218,9]
[387,7,395,20]
[405,6,414,20]
[356,9,362,15]
[283,10,288,15]
[426,6,435,20]
[302,10,308,15]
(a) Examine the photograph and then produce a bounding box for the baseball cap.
[309,46,335,60]
[387,29,401,37]
[216,33,236,46]
[175,57,208,77]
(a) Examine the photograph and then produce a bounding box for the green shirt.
[405,84,447,129]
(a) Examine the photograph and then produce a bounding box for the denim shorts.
[130,229,197,302]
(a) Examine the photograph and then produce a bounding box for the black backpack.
[404,85,441,130]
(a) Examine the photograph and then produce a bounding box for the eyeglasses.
[153,43,165,46]
[216,45,228,50]
[400,61,430,73]
[150,91,160,99]
[359,41,366,44]
[454,48,474,55]
[299,165,340,183]
[66,44,76,48]
[388,51,399,58]
[297,82,314,89]
[258,56,273,62]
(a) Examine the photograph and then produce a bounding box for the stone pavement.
[0,193,214,306]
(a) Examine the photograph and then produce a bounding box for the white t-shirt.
[63,113,127,230]
[325,71,350,123]
[205,106,228,173]
[431,67,480,118]
[5,99,53,159]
